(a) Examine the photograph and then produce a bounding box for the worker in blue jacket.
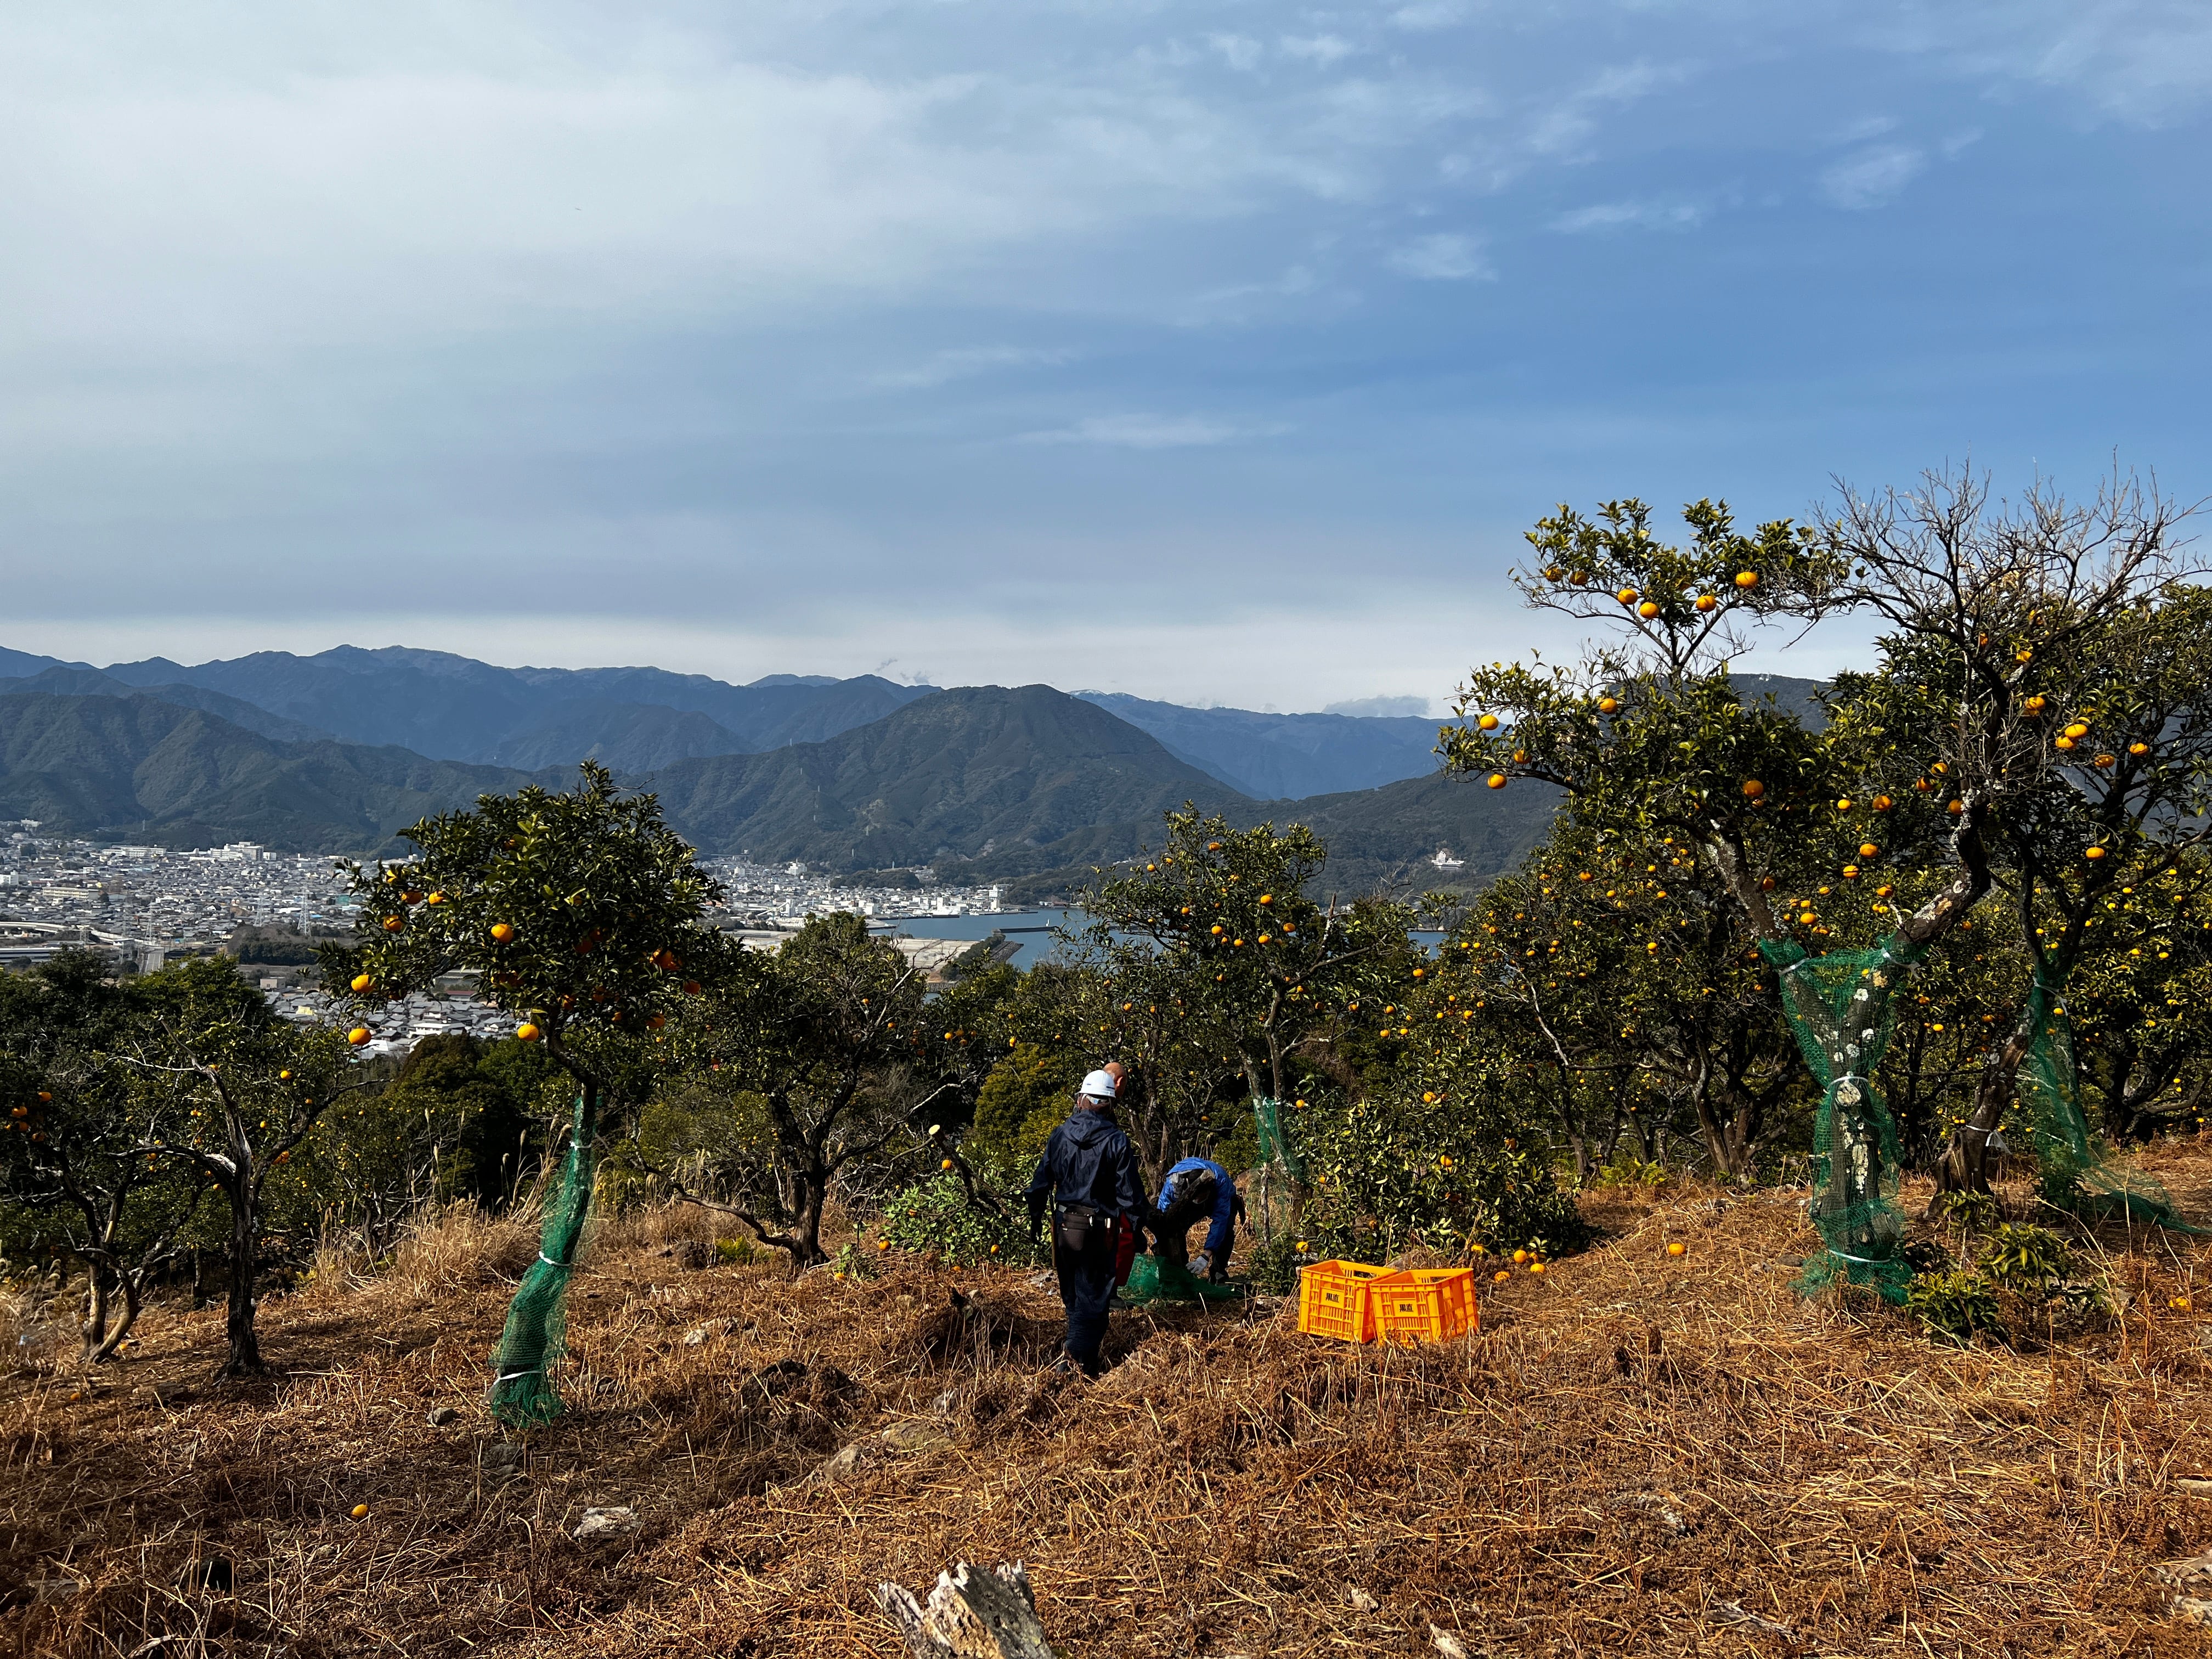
[1151,1155,1243,1281]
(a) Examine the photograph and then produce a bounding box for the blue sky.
[2,2,2207,711]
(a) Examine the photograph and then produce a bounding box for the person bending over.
[1025,1069,1147,1376]
[1151,1155,1242,1281]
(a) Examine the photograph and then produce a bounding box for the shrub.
[1905,1270,2005,1345]
[876,1173,1046,1268]
[1978,1223,2074,1293]
[1934,1189,2001,1236]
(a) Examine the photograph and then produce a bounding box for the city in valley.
[0,823,1010,1055]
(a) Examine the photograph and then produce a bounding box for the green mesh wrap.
[489,1084,599,1426]
[2013,969,2202,1233]
[1762,935,1925,1304]
[1124,1252,1245,1304]
[1252,1096,1305,1181]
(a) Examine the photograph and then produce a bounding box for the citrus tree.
[1074,811,1419,1183]
[650,912,964,1267]
[323,761,733,1419]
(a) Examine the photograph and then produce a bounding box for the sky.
[1,1,2208,714]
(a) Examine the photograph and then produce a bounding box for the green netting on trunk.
[2014,970,2203,1233]
[489,1084,599,1427]
[1252,1096,1304,1181]
[1762,934,1926,1304]
[1124,1252,1246,1304]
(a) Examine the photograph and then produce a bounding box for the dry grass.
[8,1149,2212,1658]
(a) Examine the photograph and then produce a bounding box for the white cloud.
[1282,35,1356,67]
[1551,199,1708,233]
[870,346,1073,391]
[1820,144,1926,209]
[1387,233,1492,280]
[1018,414,1289,448]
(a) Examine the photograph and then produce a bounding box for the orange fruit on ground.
[1512,1249,1528,1264]
[1529,1262,1546,1275]
[941,1158,955,1170]
[351,1504,369,1519]
[2172,1296,2193,1313]
[1494,1269,1511,1283]
[1734,571,1759,588]
[346,1027,371,1046]
[490,923,514,941]
[1667,1241,1686,1257]
[516,1022,541,1042]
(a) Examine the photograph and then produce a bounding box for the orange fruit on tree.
[2086,845,2107,861]
[1734,571,1759,588]
[940,1158,955,1170]
[1859,843,1879,859]
[1486,774,1506,789]
[1694,594,1716,612]
[1477,713,1499,731]
[2093,753,2116,769]
[1638,600,1660,619]
[1871,794,1892,810]
[1740,779,1764,799]
[1598,696,1619,714]
[2023,695,2046,713]
[350,973,374,994]
[382,915,404,932]
[1842,865,1859,879]
[490,923,514,941]
[1947,799,1965,815]
[1836,797,1853,810]
[1616,587,1639,605]
[516,1022,541,1042]
[2054,736,2075,751]
[2129,742,2149,755]
[347,1027,371,1046]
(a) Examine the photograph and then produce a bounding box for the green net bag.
[1124,1251,1245,1304]
[489,1084,599,1426]
[1252,1096,1304,1181]
[2013,968,2202,1232]
[1762,935,1925,1304]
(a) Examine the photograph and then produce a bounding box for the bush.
[1905,1269,2005,1345]
[1978,1222,2074,1293]
[1295,1080,1587,1264]
[876,1173,1046,1268]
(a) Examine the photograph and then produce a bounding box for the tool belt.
[1055,1202,1113,1254]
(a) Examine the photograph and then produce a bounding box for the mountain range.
[0,642,1821,894]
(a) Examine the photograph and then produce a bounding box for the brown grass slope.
[8,1153,2212,1658]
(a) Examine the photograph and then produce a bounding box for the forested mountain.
[0,693,533,851]
[1075,691,1444,798]
[97,646,930,764]
[0,666,337,744]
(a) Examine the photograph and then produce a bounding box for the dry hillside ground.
[8,1148,2212,1658]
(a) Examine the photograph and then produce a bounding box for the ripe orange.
[1947,799,1965,815]
[1836,797,1853,810]
[2172,1296,2193,1313]
[2092,753,2116,769]
[1477,713,1499,731]
[2054,736,2075,751]
[347,1027,371,1046]
[1598,696,1620,714]
[1871,795,1892,811]
[382,915,404,932]
[424,891,447,905]
[1638,600,1660,619]
[2015,647,2033,663]
[2130,742,2150,755]
[490,923,514,941]
[1616,587,1639,605]
[1859,843,1878,859]
[351,1504,369,1520]
[350,973,374,994]
[941,1158,955,1170]
[2063,721,2089,739]
[1486,773,1507,789]
[1529,1262,1546,1275]
[1512,1249,1528,1264]
[1842,865,1859,879]
[516,1022,541,1042]
[2086,846,2107,861]
[2023,695,2046,713]
[1667,1241,1686,1257]
[1734,571,1759,589]
[1694,594,1716,612]
[1741,780,1764,799]
[1494,1269,1510,1283]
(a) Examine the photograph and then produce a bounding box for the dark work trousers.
[1153,1179,1221,1274]
[1053,1221,1120,1375]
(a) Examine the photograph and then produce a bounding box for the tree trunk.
[79,1265,111,1362]
[876,1561,1054,1659]
[792,1170,830,1268]
[88,1273,142,1364]
[1932,1016,2038,1199]
[223,1177,262,1375]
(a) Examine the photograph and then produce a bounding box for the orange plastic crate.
[1370,1267,1479,1344]
[1296,1260,1390,1343]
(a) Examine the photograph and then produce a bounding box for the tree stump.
[874,1561,1055,1658]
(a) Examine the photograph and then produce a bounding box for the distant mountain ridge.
[0,686,1556,893]
[1076,691,1444,798]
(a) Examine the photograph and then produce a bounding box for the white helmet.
[1078,1068,1119,1102]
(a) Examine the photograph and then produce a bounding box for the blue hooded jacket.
[1154,1156,1237,1256]
[1024,1105,1147,1227]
